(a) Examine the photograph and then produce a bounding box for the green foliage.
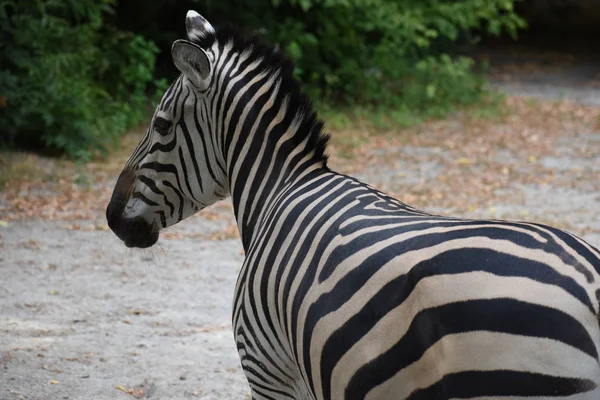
[0,0,526,158]
[0,0,163,159]
[200,0,525,117]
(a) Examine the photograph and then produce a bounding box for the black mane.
[193,23,330,166]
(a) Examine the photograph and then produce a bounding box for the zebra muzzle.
[106,169,159,248]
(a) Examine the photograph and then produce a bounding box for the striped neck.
[220,75,329,249]
[201,28,329,248]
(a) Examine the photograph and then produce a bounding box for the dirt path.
[2,83,600,398]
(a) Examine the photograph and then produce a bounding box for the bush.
[0,0,163,159]
[199,0,525,114]
[0,0,526,158]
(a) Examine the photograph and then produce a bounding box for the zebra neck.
[228,144,327,250]
[216,50,329,249]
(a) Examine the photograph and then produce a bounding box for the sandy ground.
[1,199,250,399]
[2,73,600,398]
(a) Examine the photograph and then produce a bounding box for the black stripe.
[178,100,204,192]
[234,85,279,245]
[148,138,176,154]
[236,325,256,354]
[243,374,295,400]
[157,210,167,227]
[138,175,175,218]
[162,180,184,221]
[162,79,178,110]
[341,298,597,399]
[139,161,178,175]
[139,162,184,195]
[240,354,290,387]
[541,223,600,278]
[319,224,579,281]
[139,162,186,221]
[132,191,158,207]
[192,94,219,183]
[214,51,240,152]
[170,79,184,118]
[231,173,338,379]
[240,86,299,236]
[313,246,598,397]
[237,304,295,384]
[405,370,596,400]
[224,63,268,154]
[177,147,195,199]
[319,234,595,313]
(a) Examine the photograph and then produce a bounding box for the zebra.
[106,10,600,400]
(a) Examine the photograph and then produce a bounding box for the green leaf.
[426,84,437,99]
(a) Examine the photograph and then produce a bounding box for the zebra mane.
[193,23,330,166]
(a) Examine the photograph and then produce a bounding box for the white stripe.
[367,331,600,400]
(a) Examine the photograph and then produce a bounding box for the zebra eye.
[154,117,172,136]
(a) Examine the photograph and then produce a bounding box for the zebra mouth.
[106,203,159,249]
[106,168,160,249]
[122,217,159,248]
[111,216,159,249]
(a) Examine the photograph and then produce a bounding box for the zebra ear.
[185,10,215,42]
[171,39,212,91]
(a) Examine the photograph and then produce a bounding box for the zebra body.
[237,170,600,399]
[106,10,600,399]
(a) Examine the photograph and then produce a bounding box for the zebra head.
[106,11,228,248]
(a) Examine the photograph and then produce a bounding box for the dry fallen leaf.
[115,385,145,398]
[128,389,145,399]
[198,324,230,333]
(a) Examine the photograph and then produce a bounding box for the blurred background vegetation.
[1,0,528,159]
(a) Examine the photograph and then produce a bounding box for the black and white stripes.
[107,10,600,399]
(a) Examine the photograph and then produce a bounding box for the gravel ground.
[2,69,600,399]
[1,204,250,400]
[492,63,600,106]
